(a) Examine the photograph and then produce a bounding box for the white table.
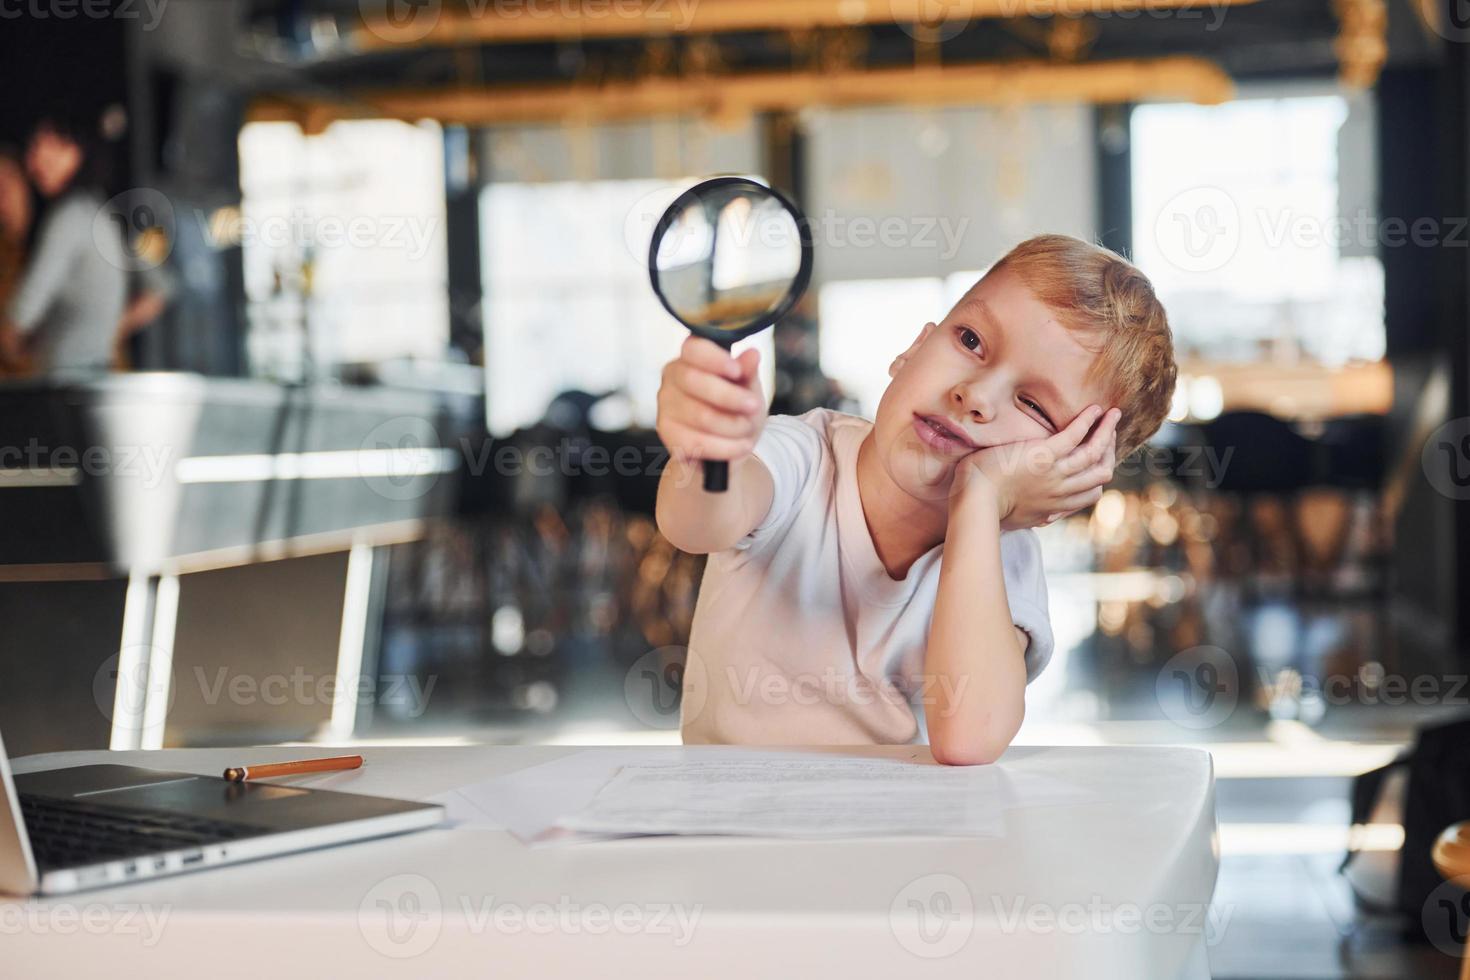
[5,744,1217,979]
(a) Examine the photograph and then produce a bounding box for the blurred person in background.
[0,118,126,376]
[0,146,33,376]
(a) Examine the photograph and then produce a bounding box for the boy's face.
[872,267,1111,499]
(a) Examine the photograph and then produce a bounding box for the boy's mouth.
[912,413,978,454]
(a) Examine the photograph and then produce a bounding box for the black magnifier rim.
[647,175,814,344]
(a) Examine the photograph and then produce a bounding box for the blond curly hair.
[984,234,1177,458]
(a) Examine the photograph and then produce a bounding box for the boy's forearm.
[924,484,1028,765]
[655,453,765,554]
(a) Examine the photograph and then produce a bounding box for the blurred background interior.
[3,0,1470,976]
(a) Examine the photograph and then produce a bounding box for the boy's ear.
[889,321,937,378]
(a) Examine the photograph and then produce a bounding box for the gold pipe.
[250,55,1234,129]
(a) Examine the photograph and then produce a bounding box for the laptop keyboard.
[20,794,261,871]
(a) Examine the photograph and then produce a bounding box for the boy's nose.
[951,381,994,424]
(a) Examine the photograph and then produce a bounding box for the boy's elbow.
[930,733,1008,767]
[654,512,700,554]
[927,710,1023,767]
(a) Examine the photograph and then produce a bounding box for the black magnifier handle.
[703,337,733,493]
[704,459,729,493]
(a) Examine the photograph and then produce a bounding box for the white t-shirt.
[680,407,1055,746]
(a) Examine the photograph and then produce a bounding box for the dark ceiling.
[233,0,1441,98]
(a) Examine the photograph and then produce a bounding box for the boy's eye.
[957,327,982,354]
[1021,397,1055,429]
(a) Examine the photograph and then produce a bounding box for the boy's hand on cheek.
[953,406,1120,531]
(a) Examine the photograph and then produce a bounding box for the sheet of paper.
[553,758,1019,838]
[424,746,832,843]
[426,748,1097,844]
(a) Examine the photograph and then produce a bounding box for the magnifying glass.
[648,176,814,492]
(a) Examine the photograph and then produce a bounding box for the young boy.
[654,234,1177,765]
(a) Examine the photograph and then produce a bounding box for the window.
[480,178,774,436]
[1131,91,1385,365]
[238,120,449,378]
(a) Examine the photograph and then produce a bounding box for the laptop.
[0,729,445,895]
